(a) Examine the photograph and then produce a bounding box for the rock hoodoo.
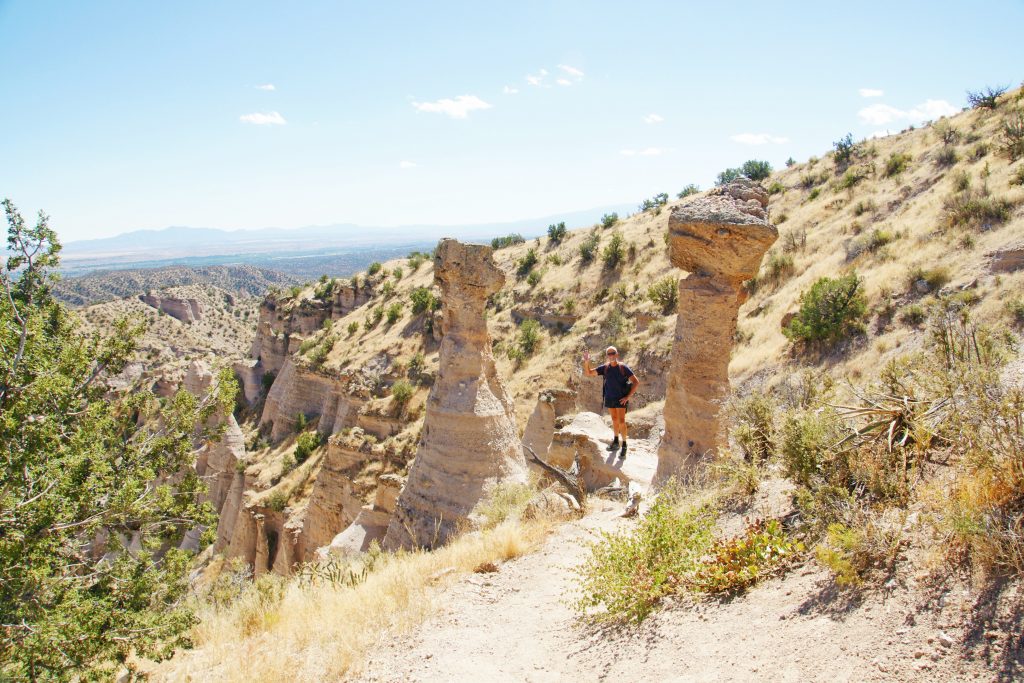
[140,293,203,323]
[384,239,527,549]
[656,179,778,482]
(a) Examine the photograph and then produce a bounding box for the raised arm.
[582,349,598,377]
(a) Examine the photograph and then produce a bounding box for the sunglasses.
[606,351,617,356]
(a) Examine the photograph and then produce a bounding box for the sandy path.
[354,441,1009,683]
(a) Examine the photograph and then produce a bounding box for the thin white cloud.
[556,78,572,87]
[411,95,493,119]
[620,147,664,157]
[503,85,519,95]
[643,113,665,124]
[239,111,287,125]
[399,160,417,169]
[255,83,276,91]
[858,99,957,126]
[731,132,790,145]
[558,64,585,80]
[858,88,883,98]
[526,68,549,87]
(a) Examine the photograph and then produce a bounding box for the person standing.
[582,345,639,459]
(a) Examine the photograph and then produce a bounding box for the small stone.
[938,632,955,648]
[914,650,926,659]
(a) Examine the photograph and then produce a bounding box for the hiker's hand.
[583,349,591,363]
[619,396,630,405]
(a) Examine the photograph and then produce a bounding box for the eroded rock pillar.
[656,180,778,482]
[384,239,527,549]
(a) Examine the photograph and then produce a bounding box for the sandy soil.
[355,476,1019,682]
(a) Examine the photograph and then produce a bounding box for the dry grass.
[151,519,553,681]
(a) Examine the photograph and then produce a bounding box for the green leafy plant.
[967,85,1007,110]
[293,430,321,465]
[600,212,619,229]
[390,379,414,406]
[491,233,525,250]
[691,519,803,594]
[547,221,567,243]
[579,233,601,262]
[883,152,912,177]
[677,184,700,199]
[367,261,382,276]
[647,276,678,315]
[833,133,856,166]
[410,286,439,314]
[385,301,403,325]
[783,272,867,346]
[516,248,538,278]
[601,231,625,269]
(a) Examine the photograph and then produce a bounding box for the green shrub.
[836,167,866,190]
[900,304,927,326]
[730,392,777,463]
[516,248,538,278]
[516,318,542,355]
[364,306,383,330]
[638,193,669,213]
[380,280,395,299]
[767,181,785,195]
[783,273,867,346]
[691,519,803,594]
[967,85,1007,110]
[779,408,844,487]
[472,481,536,530]
[294,431,320,465]
[491,233,525,250]
[600,213,619,229]
[579,233,600,262]
[601,232,625,269]
[367,262,382,276]
[563,297,576,314]
[526,269,542,287]
[833,133,855,166]
[266,491,289,512]
[1005,298,1024,325]
[943,190,1013,229]
[815,521,902,587]
[934,119,961,146]
[261,371,276,393]
[999,112,1024,161]
[786,157,796,167]
[647,276,678,315]
[935,147,959,167]
[781,227,807,252]
[808,187,821,201]
[716,167,743,186]
[392,267,403,279]
[547,221,567,243]
[906,265,950,294]
[390,379,414,406]
[407,253,425,270]
[314,278,335,300]
[852,199,875,216]
[676,184,700,199]
[346,321,359,336]
[288,284,303,299]
[410,286,439,314]
[295,412,308,432]
[573,492,715,623]
[1011,166,1024,187]
[385,302,403,325]
[883,152,912,177]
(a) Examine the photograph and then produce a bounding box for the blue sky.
[1,0,1022,243]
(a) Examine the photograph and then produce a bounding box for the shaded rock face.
[522,388,577,460]
[384,239,528,549]
[140,294,202,323]
[259,359,362,441]
[656,180,778,482]
[987,242,1024,273]
[323,473,403,557]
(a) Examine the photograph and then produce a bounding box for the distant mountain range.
[59,204,636,274]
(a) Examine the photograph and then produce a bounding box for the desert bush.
[692,519,803,594]
[547,221,567,243]
[779,407,845,487]
[783,273,867,346]
[516,248,538,278]
[761,252,795,288]
[601,232,625,269]
[767,181,785,195]
[407,253,425,270]
[716,167,743,186]
[942,190,1014,229]
[516,318,541,356]
[971,143,990,160]
[815,520,903,587]
[647,276,678,315]
[906,265,951,294]
[390,379,414,407]
[786,157,796,167]
[288,284,303,298]
[314,278,335,300]
[852,199,876,216]
[294,431,321,465]
[883,152,912,177]
[562,297,576,314]
[781,227,807,252]
[677,184,700,199]
[346,321,359,336]
[409,286,439,315]
[600,212,619,229]
[967,85,1007,110]
[730,392,777,463]
[266,491,289,512]
[491,233,525,250]
[392,267,403,280]
[367,262,382,276]
[933,119,961,146]
[1011,166,1024,187]
[952,169,972,193]
[808,187,821,201]
[472,481,536,530]
[261,371,277,393]
[935,147,959,167]
[999,111,1024,161]
[574,490,715,623]
[526,270,542,287]
[385,302,403,325]
[833,133,856,166]
[638,193,669,213]
[900,303,927,326]
[1006,298,1024,325]
[364,306,383,330]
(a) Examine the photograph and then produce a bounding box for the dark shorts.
[604,396,628,411]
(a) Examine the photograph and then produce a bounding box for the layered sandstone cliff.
[384,239,528,549]
[655,179,777,482]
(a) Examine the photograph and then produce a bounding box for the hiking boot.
[606,438,620,452]
[619,442,628,460]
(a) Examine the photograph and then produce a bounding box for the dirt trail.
[354,439,1013,683]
